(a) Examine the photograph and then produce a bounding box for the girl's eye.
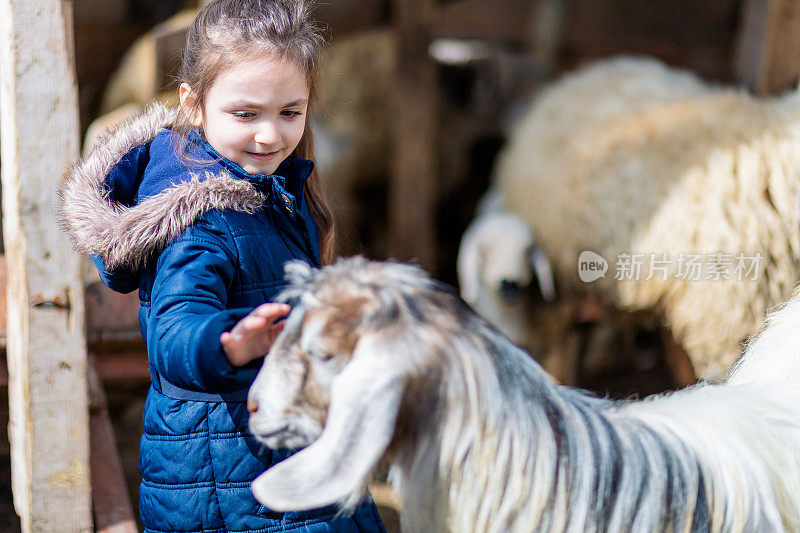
[280,110,303,118]
[232,111,255,119]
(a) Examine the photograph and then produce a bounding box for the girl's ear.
[179,83,203,127]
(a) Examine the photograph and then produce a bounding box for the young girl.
[60,1,387,531]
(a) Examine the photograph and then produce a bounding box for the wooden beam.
[89,408,138,533]
[428,0,532,43]
[0,0,92,531]
[735,0,800,95]
[314,0,389,38]
[93,351,150,383]
[0,256,146,352]
[0,350,150,389]
[85,280,142,347]
[152,11,196,98]
[389,0,439,271]
[87,359,137,533]
[528,0,572,72]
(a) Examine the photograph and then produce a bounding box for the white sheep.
[247,257,800,533]
[456,186,555,348]
[495,56,800,378]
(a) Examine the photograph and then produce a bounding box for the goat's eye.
[310,347,335,362]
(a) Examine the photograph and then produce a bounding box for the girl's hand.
[221,303,291,367]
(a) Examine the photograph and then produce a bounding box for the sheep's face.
[473,213,535,304]
[458,211,556,309]
[248,298,362,450]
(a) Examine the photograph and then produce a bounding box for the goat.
[247,257,800,532]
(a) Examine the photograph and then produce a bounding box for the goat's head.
[248,257,463,511]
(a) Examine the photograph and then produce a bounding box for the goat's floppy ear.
[252,333,406,511]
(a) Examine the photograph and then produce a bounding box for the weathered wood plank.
[734,0,800,95]
[87,359,137,533]
[84,280,143,347]
[0,256,145,351]
[89,408,139,533]
[388,0,439,271]
[563,0,739,80]
[529,0,572,73]
[0,0,92,531]
[1,351,150,389]
[427,0,532,43]
[314,0,389,37]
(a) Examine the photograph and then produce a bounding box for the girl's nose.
[254,120,279,144]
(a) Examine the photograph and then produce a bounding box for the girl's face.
[181,54,310,175]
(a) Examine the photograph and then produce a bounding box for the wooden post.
[313,0,389,37]
[389,0,439,272]
[428,0,532,42]
[0,0,92,531]
[528,0,571,73]
[734,0,800,96]
[88,358,138,533]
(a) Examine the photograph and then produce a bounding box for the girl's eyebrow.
[226,98,309,108]
[283,98,309,107]
[225,99,261,109]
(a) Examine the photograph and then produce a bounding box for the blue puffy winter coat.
[60,103,386,533]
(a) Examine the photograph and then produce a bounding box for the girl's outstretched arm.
[147,216,265,393]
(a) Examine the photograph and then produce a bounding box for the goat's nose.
[247,398,259,414]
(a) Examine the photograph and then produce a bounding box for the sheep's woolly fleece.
[58,102,265,270]
[496,56,800,378]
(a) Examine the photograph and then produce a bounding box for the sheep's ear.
[457,228,485,303]
[252,334,406,511]
[529,245,556,302]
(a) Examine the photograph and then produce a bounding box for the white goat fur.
[495,56,800,378]
[248,257,800,533]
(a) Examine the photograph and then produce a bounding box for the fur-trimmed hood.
[59,102,273,271]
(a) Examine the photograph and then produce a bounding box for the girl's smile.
[245,150,281,162]
[180,55,310,175]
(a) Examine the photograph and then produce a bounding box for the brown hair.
[175,0,335,263]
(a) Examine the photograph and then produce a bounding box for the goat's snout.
[247,398,259,414]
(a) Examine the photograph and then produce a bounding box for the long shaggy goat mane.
[248,257,800,533]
